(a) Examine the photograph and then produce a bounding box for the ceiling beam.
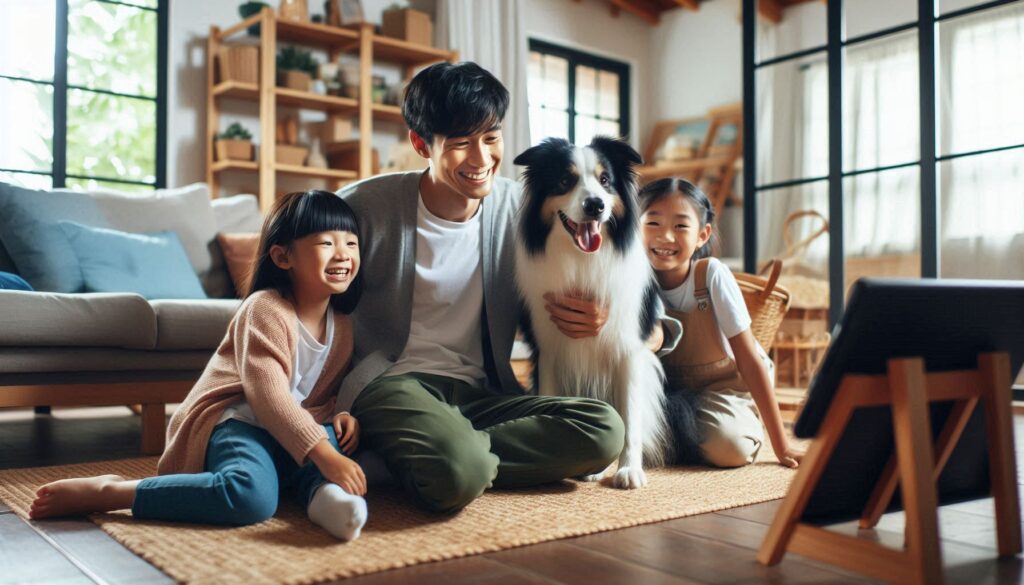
[608,0,660,25]
[674,0,700,9]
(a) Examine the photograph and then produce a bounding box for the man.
[337,62,679,513]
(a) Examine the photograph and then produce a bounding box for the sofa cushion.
[212,194,263,233]
[0,182,218,294]
[216,232,260,296]
[0,272,32,290]
[151,299,241,350]
[59,222,207,300]
[0,290,157,349]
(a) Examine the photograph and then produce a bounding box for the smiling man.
[335,62,677,513]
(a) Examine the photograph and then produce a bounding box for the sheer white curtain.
[436,0,530,179]
[938,3,1024,279]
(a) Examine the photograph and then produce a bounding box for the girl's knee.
[701,434,762,468]
[216,468,278,525]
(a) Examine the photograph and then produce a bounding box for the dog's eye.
[599,174,610,187]
[559,176,574,190]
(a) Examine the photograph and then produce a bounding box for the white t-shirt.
[659,257,766,361]
[385,193,486,386]
[218,313,335,427]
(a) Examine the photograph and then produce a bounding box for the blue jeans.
[132,419,337,526]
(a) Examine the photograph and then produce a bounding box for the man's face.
[422,126,504,200]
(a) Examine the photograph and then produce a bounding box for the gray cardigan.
[334,170,681,413]
[335,171,524,411]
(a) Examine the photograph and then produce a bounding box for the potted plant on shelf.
[216,122,255,162]
[277,46,318,92]
[238,1,270,36]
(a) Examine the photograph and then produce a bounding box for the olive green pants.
[351,373,625,513]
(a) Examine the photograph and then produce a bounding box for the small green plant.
[218,122,253,141]
[277,46,318,77]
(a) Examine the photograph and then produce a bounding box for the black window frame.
[528,38,631,145]
[0,0,169,190]
[742,0,1024,326]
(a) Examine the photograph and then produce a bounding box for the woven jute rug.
[0,456,795,584]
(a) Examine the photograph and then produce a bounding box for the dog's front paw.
[612,466,648,489]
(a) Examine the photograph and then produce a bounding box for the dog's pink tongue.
[575,221,602,253]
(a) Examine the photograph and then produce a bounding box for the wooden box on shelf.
[279,70,311,91]
[217,45,259,84]
[381,8,433,46]
[216,139,254,162]
[320,115,353,145]
[276,144,308,166]
[326,140,379,174]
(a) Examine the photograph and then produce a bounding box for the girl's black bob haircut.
[247,190,363,314]
[639,177,719,261]
[402,61,510,143]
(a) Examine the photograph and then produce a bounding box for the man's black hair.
[402,61,510,144]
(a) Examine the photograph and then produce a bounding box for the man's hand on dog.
[543,290,608,339]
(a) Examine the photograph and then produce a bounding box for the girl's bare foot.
[29,475,136,519]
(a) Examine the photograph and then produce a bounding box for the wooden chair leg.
[758,390,855,565]
[861,398,978,529]
[141,403,166,456]
[889,358,944,585]
[978,353,1023,557]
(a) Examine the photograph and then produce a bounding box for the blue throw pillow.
[0,182,109,292]
[0,271,33,291]
[57,221,207,300]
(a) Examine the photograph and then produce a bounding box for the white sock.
[307,483,367,541]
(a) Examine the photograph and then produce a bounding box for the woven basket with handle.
[734,258,791,351]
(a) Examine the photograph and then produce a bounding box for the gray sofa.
[0,185,263,454]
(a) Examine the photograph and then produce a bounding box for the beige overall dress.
[662,258,765,467]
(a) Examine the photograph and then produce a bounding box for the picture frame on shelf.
[340,0,364,25]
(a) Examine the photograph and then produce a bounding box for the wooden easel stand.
[758,352,1022,585]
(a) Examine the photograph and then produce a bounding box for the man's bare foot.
[29,475,135,519]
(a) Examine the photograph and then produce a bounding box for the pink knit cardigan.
[157,290,353,475]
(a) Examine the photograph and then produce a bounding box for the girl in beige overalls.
[640,178,803,469]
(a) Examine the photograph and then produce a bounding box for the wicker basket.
[734,258,791,351]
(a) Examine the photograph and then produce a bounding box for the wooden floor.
[2,407,1023,585]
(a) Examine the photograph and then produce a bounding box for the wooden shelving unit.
[206,8,458,210]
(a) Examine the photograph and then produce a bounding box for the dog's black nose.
[583,197,605,218]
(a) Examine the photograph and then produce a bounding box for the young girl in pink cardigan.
[30,190,369,541]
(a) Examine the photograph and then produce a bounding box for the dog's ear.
[513,144,545,167]
[590,136,643,167]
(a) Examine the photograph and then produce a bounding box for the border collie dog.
[514,136,668,489]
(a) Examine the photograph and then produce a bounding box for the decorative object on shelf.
[238,1,270,36]
[371,75,387,104]
[307,137,328,169]
[326,140,378,174]
[276,46,317,91]
[278,0,309,22]
[318,61,342,95]
[339,61,360,98]
[275,116,308,165]
[383,80,405,106]
[381,141,425,173]
[215,122,255,162]
[325,0,342,26]
[319,115,353,145]
[337,0,364,25]
[311,14,323,24]
[311,79,327,95]
[382,2,433,46]
[216,44,259,85]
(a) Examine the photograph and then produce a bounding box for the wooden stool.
[758,352,1021,584]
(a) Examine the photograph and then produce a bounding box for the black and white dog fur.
[514,136,668,489]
